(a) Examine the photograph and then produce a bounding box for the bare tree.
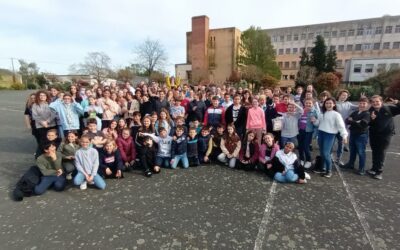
[134,38,167,76]
[69,52,112,84]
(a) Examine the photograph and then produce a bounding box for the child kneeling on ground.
[74,135,106,190]
[272,142,309,184]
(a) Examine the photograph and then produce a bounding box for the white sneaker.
[66,173,72,180]
[80,181,87,190]
[304,161,312,169]
[300,160,304,166]
[305,172,311,180]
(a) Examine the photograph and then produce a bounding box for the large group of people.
[21,81,400,196]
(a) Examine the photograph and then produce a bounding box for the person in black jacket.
[187,127,199,166]
[340,97,370,175]
[140,95,154,117]
[140,136,159,177]
[98,140,124,179]
[368,95,400,180]
[225,94,247,139]
[188,92,206,123]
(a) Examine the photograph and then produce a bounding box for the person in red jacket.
[116,128,136,171]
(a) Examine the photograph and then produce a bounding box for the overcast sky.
[0,0,399,75]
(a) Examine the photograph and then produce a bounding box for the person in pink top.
[246,98,266,145]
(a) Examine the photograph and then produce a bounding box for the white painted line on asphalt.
[0,107,24,113]
[334,164,377,250]
[254,181,277,250]
[365,149,400,156]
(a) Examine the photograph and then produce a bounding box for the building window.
[377,63,386,72]
[292,48,298,54]
[338,45,344,52]
[282,75,288,80]
[308,33,314,39]
[357,28,364,36]
[289,75,296,80]
[291,61,297,68]
[393,42,400,49]
[301,33,306,40]
[373,43,380,50]
[353,64,362,73]
[285,48,291,54]
[396,25,400,33]
[330,45,336,51]
[362,43,372,50]
[355,44,362,51]
[383,42,390,49]
[385,26,393,34]
[390,63,399,70]
[287,34,292,41]
[272,36,278,42]
[365,28,373,35]
[279,49,284,55]
[347,44,353,51]
[324,31,330,37]
[336,60,343,67]
[284,62,290,68]
[331,31,337,37]
[293,34,299,41]
[365,64,374,73]
[300,47,306,52]
[348,29,355,36]
[339,30,346,37]
[278,62,283,68]
[280,35,284,42]
[375,26,382,34]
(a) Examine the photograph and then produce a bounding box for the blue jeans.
[171,153,189,169]
[297,130,313,162]
[155,156,171,168]
[74,172,106,190]
[280,136,297,148]
[318,130,336,173]
[335,133,344,160]
[34,175,66,195]
[274,169,298,183]
[348,133,368,171]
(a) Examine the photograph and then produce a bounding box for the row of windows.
[353,63,399,73]
[281,74,296,80]
[272,25,400,42]
[277,41,400,55]
[277,61,298,69]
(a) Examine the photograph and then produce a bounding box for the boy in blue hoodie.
[171,125,189,169]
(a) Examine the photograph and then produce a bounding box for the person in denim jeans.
[273,142,307,184]
[340,97,370,175]
[170,125,189,169]
[312,98,348,178]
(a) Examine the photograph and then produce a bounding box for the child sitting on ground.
[257,133,280,178]
[99,139,124,179]
[116,128,136,171]
[74,135,106,190]
[237,130,259,171]
[86,118,107,150]
[218,124,241,168]
[140,136,159,177]
[57,130,79,180]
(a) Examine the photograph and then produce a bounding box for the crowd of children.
[22,81,400,196]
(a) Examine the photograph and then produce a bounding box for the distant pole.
[10,58,16,84]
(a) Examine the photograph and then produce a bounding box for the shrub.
[10,83,26,90]
[27,83,38,89]
[346,86,375,101]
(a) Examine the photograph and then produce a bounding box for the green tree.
[239,26,281,79]
[18,59,40,86]
[299,49,310,66]
[326,48,337,72]
[364,68,400,96]
[310,35,327,74]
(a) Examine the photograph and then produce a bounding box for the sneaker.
[144,171,152,177]
[304,161,312,169]
[323,172,332,178]
[300,160,305,166]
[357,170,366,176]
[335,160,344,166]
[313,169,325,174]
[373,174,383,180]
[304,172,311,180]
[367,170,376,175]
[298,179,307,184]
[80,181,87,190]
[66,173,72,180]
[340,163,354,169]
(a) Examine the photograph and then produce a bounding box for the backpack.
[13,166,42,201]
[313,155,324,171]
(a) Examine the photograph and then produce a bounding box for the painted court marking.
[0,107,24,113]
[254,181,277,250]
[334,164,377,250]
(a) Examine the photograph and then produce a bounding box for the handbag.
[272,117,283,131]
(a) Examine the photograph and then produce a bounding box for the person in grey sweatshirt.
[73,135,106,190]
[141,127,173,169]
[280,100,303,148]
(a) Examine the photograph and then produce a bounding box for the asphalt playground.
[0,90,399,249]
